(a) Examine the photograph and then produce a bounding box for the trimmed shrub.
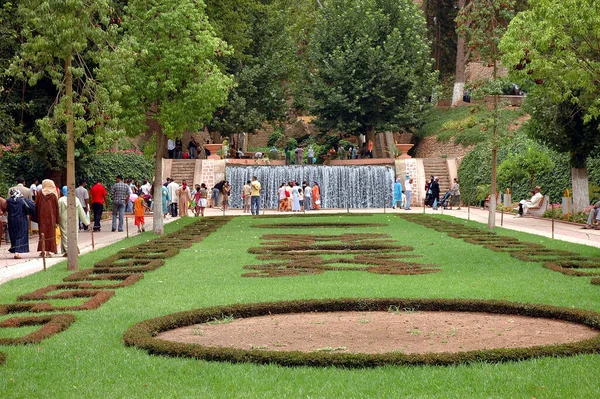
[0,314,76,345]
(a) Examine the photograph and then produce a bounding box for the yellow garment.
[251,181,261,196]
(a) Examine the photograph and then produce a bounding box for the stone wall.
[413,136,473,159]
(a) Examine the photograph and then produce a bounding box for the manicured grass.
[1,214,600,398]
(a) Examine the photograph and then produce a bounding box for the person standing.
[174,138,183,159]
[30,179,39,200]
[222,181,231,211]
[176,181,192,217]
[242,180,252,213]
[58,186,89,256]
[278,183,287,212]
[9,176,33,201]
[75,180,90,231]
[303,181,312,211]
[3,189,36,258]
[188,136,199,159]
[89,179,107,232]
[312,181,321,210]
[167,138,175,158]
[250,176,262,215]
[111,175,130,232]
[0,195,5,246]
[161,183,170,218]
[195,183,208,217]
[450,178,461,210]
[307,146,314,164]
[393,178,403,209]
[36,179,59,257]
[404,178,413,210]
[167,178,180,216]
[291,183,301,212]
[430,177,440,210]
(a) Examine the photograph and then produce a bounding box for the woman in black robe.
[5,188,35,259]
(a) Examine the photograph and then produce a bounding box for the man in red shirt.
[89,179,107,232]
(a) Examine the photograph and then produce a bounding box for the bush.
[0,150,48,196]
[76,151,154,193]
[267,129,284,147]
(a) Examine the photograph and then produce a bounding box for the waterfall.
[226,165,395,209]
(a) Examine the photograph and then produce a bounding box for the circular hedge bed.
[123,297,600,368]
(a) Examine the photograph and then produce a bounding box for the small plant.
[314,347,347,352]
[249,344,269,350]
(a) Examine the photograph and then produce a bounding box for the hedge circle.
[123,298,600,368]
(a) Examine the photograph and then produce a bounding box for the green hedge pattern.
[123,297,600,368]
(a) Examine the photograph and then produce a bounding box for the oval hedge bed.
[123,298,600,368]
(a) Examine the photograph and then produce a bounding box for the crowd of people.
[277,181,321,212]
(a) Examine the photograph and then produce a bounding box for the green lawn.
[1,214,600,398]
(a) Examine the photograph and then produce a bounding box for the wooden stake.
[91,228,95,250]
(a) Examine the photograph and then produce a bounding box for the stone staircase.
[422,158,451,195]
[170,160,196,185]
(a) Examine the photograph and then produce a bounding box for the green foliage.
[267,128,284,147]
[76,152,153,191]
[516,146,554,190]
[309,0,437,137]
[0,150,48,196]
[101,0,232,138]
[497,155,527,192]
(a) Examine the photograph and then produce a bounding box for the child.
[133,194,149,232]
[194,183,208,217]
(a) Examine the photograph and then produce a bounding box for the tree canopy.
[309,0,437,138]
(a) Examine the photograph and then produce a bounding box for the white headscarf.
[41,179,58,198]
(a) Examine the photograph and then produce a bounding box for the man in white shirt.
[167,139,175,159]
[517,186,543,216]
[404,177,413,210]
[75,180,90,231]
[166,178,180,216]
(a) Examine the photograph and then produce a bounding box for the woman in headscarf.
[393,178,403,209]
[312,182,321,210]
[58,186,90,256]
[176,180,191,217]
[36,179,59,257]
[3,189,35,258]
[161,182,170,218]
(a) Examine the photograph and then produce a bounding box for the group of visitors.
[0,176,90,259]
[277,181,321,212]
[167,137,208,159]
[423,176,461,210]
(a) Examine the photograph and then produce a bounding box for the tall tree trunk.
[452,0,468,107]
[571,167,589,213]
[152,127,165,235]
[488,53,498,229]
[65,57,78,270]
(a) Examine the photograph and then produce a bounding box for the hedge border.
[63,270,144,287]
[0,290,115,314]
[0,314,76,345]
[123,297,600,368]
[253,222,387,229]
[399,214,600,283]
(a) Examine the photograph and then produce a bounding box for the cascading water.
[226,165,395,209]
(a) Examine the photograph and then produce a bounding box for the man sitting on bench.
[517,186,543,217]
[583,200,600,229]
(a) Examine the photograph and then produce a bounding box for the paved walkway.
[2,206,598,286]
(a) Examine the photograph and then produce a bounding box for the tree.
[7,0,119,270]
[309,0,437,143]
[516,146,554,191]
[101,0,232,235]
[497,155,526,194]
[456,0,516,228]
[501,0,600,212]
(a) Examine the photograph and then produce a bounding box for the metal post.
[468,204,470,221]
[501,207,504,226]
[91,227,95,250]
[126,217,129,238]
[41,233,46,272]
[423,199,426,214]
[552,204,555,240]
[383,198,386,214]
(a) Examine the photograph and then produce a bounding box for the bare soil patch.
[157,311,598,354]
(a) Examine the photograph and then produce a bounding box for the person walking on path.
[36,179,59,257]
[393,178,403,209]
[133,194,149,232]
[430,177,440,210]
[449,178,461,210]
[58,186,89,256]
[250,176,262,215]
[75,180,90,231]
[176,181,192,217]
[166,178,179,217]
[90,179,107,232]
[111,175,130,232]
[161,183,170,218]
[404,178,413,210]
[312,182,321,210]
[3,189,35,258]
